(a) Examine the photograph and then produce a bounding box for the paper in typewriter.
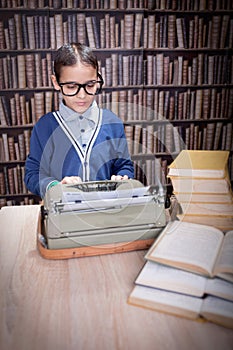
[61,185,152,212]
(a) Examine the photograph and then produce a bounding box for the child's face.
[52,62,98,114]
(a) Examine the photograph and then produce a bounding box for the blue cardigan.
[24,108,134,197]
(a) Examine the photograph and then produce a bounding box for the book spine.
[85,16,96,48]
[1,12,232,51]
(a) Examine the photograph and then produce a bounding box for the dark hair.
[53,43,99,81]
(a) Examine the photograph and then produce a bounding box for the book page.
[135,261,207,297]
[214,231,233,276]
[201,296,233,329]
[205,278,233,301]
[129,285,202,320]
[145,221,223,276]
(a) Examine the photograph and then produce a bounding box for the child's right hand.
[61,176,83,185]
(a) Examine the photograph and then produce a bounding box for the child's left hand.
[111,175,129,181]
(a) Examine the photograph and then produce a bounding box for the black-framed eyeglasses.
[58,74,104,96]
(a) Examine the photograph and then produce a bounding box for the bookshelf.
[0,1,233,207]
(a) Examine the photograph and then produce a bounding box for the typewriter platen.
[41,179,166,249]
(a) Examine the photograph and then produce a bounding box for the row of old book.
[0,53,53,90]
[0,196,36,208]
[2,52,232,91]
[144,13,232,50]
[1,87,232,127]
[0,92,60,126]
[144,54,233,86]
[124,122,233,155]
[0,0,148,9]
[168,150,233,231]
[134,157,168,187]
[99,89,233,123]
[102,53,233,87]
[128,219,233,329]
[1,0,232,10]
[125,124,183,155]
[183,122,232,152]
[0,164,27,195]
[0,12,232,51]
[0,131,31,162]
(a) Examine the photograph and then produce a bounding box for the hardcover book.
[168,150,230,178]
[129,284,233,329]
[145,220,233,282]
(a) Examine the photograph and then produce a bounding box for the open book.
[145,221,233,283]
[135,261,233,301]
[128,285,233,329]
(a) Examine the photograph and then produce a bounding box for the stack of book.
[128,220,233,329]
[167,150,233,232]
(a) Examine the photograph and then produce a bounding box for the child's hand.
[111,175,129,181]
[61,176,83,184]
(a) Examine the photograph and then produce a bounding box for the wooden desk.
[0,205,233,350]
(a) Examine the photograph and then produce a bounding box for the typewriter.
[41,179,166,250]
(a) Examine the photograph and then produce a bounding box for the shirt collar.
[59,100,99,123]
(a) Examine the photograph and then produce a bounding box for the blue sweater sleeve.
[24,114,59,197]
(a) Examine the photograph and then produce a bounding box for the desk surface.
[0,205,233,350]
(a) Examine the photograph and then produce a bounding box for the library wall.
[0,0,233,206]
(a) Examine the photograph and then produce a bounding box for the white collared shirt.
[59,100,99,151]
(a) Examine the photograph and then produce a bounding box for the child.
[24,43,134,198]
